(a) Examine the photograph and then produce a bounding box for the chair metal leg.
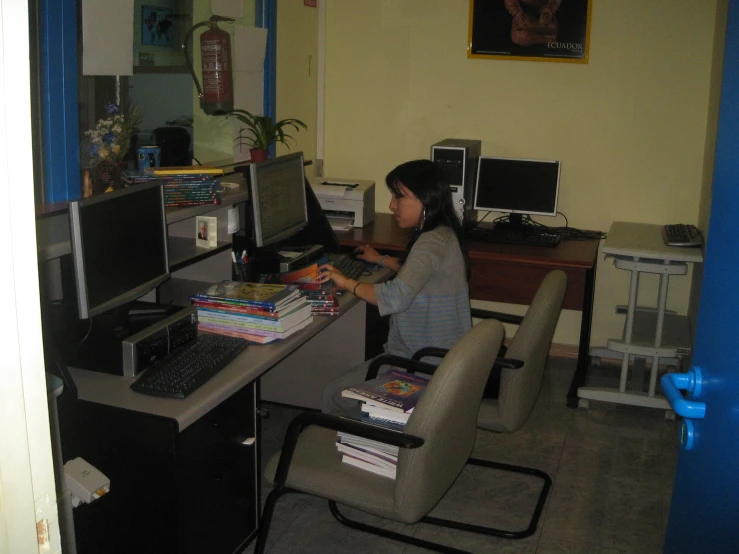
[268,458,551,553]
[255,486,292,554]
[426,457,552,540]
[328,458,551,550]
[329,501,471,554]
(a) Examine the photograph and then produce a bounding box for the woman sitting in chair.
[318,159,471,412]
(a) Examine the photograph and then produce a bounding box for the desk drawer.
[469,258,588,310]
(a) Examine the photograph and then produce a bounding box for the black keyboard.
[465,226,561,247]
[662,224,703,247]
[130,334,248,399]
[328,253,366,280]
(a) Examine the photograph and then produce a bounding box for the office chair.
[257,319,508,554]
[153,126,191,167]
[407,269,567,538]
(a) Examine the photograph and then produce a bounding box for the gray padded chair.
[476,269,568,432]
[256,319,506,554]
[411,270,567,433]
[407,269,567,543]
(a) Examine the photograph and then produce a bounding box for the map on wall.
[141,5,175,47]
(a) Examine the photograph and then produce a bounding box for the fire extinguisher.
[184,16,235,116]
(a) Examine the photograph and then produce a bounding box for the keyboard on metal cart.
[465,225,561,247]
[662,223,703,247]
[130,334,248,399]
[328,253,366,280]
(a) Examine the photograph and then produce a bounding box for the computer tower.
[430,138,482,225]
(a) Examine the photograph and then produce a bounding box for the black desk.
[59,269,387,554]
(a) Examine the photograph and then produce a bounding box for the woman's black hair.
[385,159,470,280]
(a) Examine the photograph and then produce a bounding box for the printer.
[309,177,375,230]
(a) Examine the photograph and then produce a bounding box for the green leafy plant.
[229,109,307,151]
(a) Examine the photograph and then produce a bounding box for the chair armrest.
[272,410,424,486]
[470,307,524,326]
[364,354,438,380]
[410,346,523,370]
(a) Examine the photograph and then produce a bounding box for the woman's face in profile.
[389,182,423,229]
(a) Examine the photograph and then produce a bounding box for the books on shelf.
[191,281,301,309]
[199,316,312,344]
[341,369,430,413]
[190,281,312,344]
[121,168,224,208]
[273,262,341,317]
[197,303,313,332]
[146,165,224,176]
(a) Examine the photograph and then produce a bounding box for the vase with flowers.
[84,102,140,193]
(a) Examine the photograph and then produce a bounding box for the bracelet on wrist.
[352,281,360,295]
[379,255,388,268]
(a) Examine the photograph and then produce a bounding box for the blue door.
[663,2,739,552]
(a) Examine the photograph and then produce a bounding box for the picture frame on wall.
[468,0,592,63]
[141,5,175,47]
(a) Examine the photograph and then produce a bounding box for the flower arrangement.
[85,102,140,165]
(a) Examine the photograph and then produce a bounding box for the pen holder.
[232,261,252,282]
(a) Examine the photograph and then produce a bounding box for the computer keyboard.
[130,334,248,399]
[328,253,366,280]
[662,224,703,247]
[465,226,561,247]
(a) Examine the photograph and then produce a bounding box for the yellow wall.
[318,0,722,348]
[276,1,319,177]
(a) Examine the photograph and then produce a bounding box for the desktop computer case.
[431,138,482,225]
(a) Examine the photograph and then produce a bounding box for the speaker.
[430,138,481,224]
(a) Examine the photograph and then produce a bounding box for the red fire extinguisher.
[184,16,235,116]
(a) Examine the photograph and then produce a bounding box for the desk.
[579,222,703,410]
[60,270,385,554]
[336,213,601,408]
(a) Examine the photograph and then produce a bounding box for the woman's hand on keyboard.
[353,244,381,264]
[317,263,351,292]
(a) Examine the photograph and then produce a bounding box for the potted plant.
[229,109,307,162]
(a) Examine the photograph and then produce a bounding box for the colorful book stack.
[336,369,430,479]
[278,262,340,316]
[121,166,224,208]
[189,281,313,344]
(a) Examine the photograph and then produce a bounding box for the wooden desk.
[337,213,601,408]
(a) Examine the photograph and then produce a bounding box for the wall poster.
[468,0,591,63]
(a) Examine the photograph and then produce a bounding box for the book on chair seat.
[340,369,429,413]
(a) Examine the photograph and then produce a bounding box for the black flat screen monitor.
[249,152,309,247]
[474,156,561,225]
[68,181,170,319]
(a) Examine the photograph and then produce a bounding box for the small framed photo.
[195,216,218,248]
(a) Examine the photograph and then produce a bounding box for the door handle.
[660,368,706,419]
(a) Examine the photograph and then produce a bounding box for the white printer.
[309,177,375,230]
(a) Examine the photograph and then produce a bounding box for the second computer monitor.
[474,156,561,223]
[249,152,309,247]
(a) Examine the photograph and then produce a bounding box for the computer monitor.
[248,152,309,247]
[67,181,170,319]
[473,156,561,228]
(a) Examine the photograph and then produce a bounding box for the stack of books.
[189,281,313,344]
[122,166,224,208]
[277,262,340,317]
[336,369,430,479]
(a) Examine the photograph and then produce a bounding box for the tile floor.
[243,357,680,554]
